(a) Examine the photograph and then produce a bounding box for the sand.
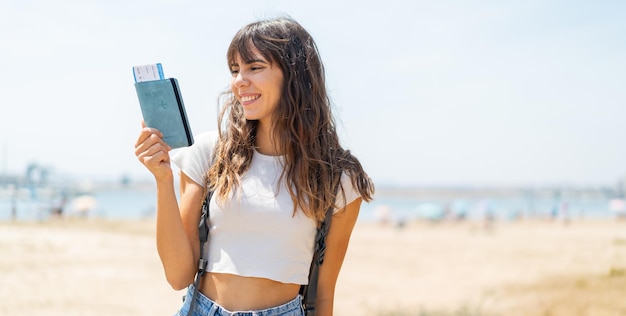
[2,218,626,316]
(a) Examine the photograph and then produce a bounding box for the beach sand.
[2,218,626,316]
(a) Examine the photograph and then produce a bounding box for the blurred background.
[2,2,626,315]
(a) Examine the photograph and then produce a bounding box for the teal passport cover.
[134,78,194,149]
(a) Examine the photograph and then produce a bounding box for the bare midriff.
[200,272,301,311]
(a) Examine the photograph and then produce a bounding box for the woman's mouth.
[241,94,261,105]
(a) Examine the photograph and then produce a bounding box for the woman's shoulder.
[193,130,220,148]
[170,130,219,186]
[177,129,220,160]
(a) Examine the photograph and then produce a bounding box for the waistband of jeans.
[187,283,302,315]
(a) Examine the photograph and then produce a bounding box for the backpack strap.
[186,190,213,316]
[300,204,334,315]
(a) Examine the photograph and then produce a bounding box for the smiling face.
[230,45,284,127]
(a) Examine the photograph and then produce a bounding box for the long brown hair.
[207,17,374,222]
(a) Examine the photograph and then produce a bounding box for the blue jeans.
[175,284,305,316]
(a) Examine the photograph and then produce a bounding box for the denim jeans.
[175,284,305,316]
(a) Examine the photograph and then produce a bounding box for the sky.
[0,0,625,188]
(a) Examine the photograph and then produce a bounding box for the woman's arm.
[155,172,204,290]
[315,197,362,316]
[135,126,203,290]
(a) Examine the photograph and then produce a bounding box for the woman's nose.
[233,72,248,87]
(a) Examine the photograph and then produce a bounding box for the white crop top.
[171,131,360,284]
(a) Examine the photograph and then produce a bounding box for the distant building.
[0,173,22,187]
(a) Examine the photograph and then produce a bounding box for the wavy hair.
[207,17,374,222]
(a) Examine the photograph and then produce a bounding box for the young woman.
[134,17,374,316]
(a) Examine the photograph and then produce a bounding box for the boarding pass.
[133,63,165,83]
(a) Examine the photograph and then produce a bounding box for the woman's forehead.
[231,45,271,65]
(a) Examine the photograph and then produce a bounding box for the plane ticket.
[133,63,165,83]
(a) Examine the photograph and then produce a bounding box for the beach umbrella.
[609,199,626,213]
[71,195,97,214]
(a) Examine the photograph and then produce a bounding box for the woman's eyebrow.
[245,58,268,65]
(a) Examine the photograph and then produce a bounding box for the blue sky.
[1,0,625,187]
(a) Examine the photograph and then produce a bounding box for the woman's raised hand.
[134,121,173,180]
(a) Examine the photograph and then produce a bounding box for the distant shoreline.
[375,184,620,200]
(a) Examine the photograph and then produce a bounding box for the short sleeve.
[334,171,362,213]
[170,130,219,187]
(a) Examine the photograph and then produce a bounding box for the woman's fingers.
[133,123,173,179]
[137,144,169,168]
[135,127,163,148]
[137,138,168,161]
[136,137,172,177]
[135,127,172,156]
[135,127,171,163]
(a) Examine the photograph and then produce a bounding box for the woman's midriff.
[200,272,301,311]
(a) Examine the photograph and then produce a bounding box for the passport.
[134,78,194,149]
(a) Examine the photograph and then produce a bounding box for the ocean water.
[0,186,620,223]
[366,195,617,223]
[0,187,157,221]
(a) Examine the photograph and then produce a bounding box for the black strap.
[301,198,336,316]
[186,190,213,316]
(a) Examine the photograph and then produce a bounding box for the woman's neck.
[254,123,282,156]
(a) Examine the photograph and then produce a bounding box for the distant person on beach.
[134,17,374,316]
[11,194,17,220]
[50,193,67,217]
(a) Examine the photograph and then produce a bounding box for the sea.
[0,184,623,223]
